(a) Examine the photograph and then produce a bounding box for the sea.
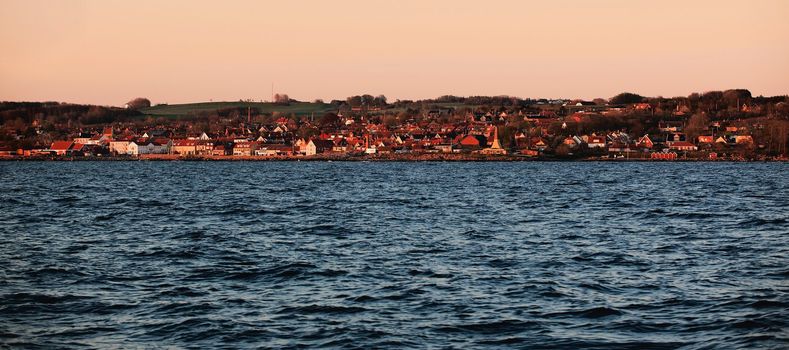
[0,161,787,349]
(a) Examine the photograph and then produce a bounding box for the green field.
[140,102,336,117]
[138,101,474,118]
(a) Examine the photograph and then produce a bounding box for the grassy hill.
[139,101,336,117]
[137,101,474,119]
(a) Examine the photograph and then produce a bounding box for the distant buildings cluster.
[2,92,787,160]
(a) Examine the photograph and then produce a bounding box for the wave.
[276,304,368,315]
[435,319,541,334]
[547,306,623,319]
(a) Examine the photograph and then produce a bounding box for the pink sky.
[1,0,787,106]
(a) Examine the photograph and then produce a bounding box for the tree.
[373,95,387,107]
[273,93,290,104]
[125,97,151,110]
[722,89,752,109]
[610,92,644,105]
[685,113,710,142]
[382,114,398,128]
[319,113,340,128]
[346,96,363,107]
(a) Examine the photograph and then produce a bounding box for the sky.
[1,0,788,106]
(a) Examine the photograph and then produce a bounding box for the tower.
[490,126,502,149]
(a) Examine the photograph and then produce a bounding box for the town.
[1,90,788,161]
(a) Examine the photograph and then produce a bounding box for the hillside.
[139,101,336,117]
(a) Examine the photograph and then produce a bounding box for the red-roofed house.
[50,141,73,155]
[233,141,259,156]
[637,135,654,149]
[171,139,198,155]
[587,135,606,148]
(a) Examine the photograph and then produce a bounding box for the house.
[697,135,714,144]
[530,137,548,151]
[255,144,293,157]
[233,141,259,156]
[305,140,335,156]
[458,135,487,148]
[76,134,108,146]
[195,140,213,155]
[187,132,210,140]
[171,139,198,155]
[637,135,654,149]
[668,141,697,151]
[212,144,230,156]
[128,138,171,155]
[434,144,453,153]
[563,136,583,148]
[73,132,93,145]
[109,140,133,155]
[50,141,73,155]
[735,135,754,145]
[70,143,86,155]
[587,135,607,148]
[608,142,635,153]
[332,139,349,152]
[294,138,308,153]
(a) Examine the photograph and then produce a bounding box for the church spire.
[490,126,502,149]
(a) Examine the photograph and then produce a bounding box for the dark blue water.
[1,162,787,349]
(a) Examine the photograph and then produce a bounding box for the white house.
[128,139,171,155]
[109,140,132,155]
[305,140,333,156]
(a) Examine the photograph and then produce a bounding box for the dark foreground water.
[0,162,787,349]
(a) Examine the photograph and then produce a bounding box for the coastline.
[2,154,786,162]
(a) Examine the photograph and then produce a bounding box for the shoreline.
[2,154,786,162]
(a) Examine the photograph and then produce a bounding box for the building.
[255,144,293,157]
[587,135,607,148]
[667,141,697,151]
[697,135,714,144]
[109,140,133,155]
[637,135,654,149]
[458,135,486,149]
[212,144,230,156]
[305,140,334,156]
[171,139,198,155]
[128,138,171,155]
[49,141,73,155]
[480,127,507,155]
[735,135,754,145]
[233,141,259,156]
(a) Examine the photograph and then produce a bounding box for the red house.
[50,141,73,155]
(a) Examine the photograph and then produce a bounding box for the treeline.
[1,102,141,127]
